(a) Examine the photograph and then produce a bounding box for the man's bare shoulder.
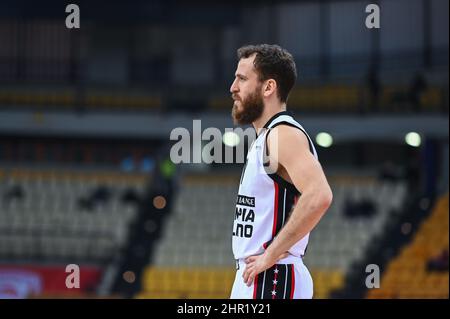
[266,123,310,152]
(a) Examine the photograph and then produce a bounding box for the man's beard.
[231,87,264,126]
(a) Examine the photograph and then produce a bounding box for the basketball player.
[230,44,333,299]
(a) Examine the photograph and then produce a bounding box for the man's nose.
[230,79,238,93]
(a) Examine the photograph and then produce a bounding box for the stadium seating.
[304,176,407,271]
[0,83,445,114]
[208,84,445,113]
[367,193,449,299]
[0,167,146,263]
[136,267,236,299]
[0,87,162,111]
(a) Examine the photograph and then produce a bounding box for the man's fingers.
[243,265,256,286]
[246,271,254,286]
[242,267,250,281]
[245,256,256,264]
[242,266,253,278]
[243,267,255,286]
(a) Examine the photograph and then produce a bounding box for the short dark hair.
[237,44,297,103]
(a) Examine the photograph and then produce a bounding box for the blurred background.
[0,0,448,299]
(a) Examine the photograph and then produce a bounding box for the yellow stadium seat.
[370,194,448,299]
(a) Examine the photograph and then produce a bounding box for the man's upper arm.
[267,125,330,195]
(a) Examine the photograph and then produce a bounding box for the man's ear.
[263,79,277,98]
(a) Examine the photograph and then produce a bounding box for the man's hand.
[242,251,289,286]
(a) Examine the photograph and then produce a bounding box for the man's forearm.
[263,190,331,262]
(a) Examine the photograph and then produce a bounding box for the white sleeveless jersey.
[232,111,319,260]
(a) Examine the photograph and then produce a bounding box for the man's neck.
[252,104,287,135]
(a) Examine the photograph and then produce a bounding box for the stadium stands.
[136,267,235,299]
[0,167,145,263]
[0,83,444,114]
[305,175,407,271]
[0,87,162,112]
[367,193,449,299]
[208,84,446,114]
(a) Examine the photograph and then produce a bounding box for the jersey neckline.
[262,110,292,129]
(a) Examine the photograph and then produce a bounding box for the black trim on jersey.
[263,183,298,250]
[269,122,315,155]
[240,138,257,185]
[268,173,300,195]
[239,159,248,185]
[303,244,309,257]
[263,120,316,194]
[274,183,285,237]
[262,111,292,129]
[284,191,296,221]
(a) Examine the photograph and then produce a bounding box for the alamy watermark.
[65,4,80,29]
[65,264,80,289]
[365,264,380,289]
[365,4,380,29]
[169,120,280,174]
